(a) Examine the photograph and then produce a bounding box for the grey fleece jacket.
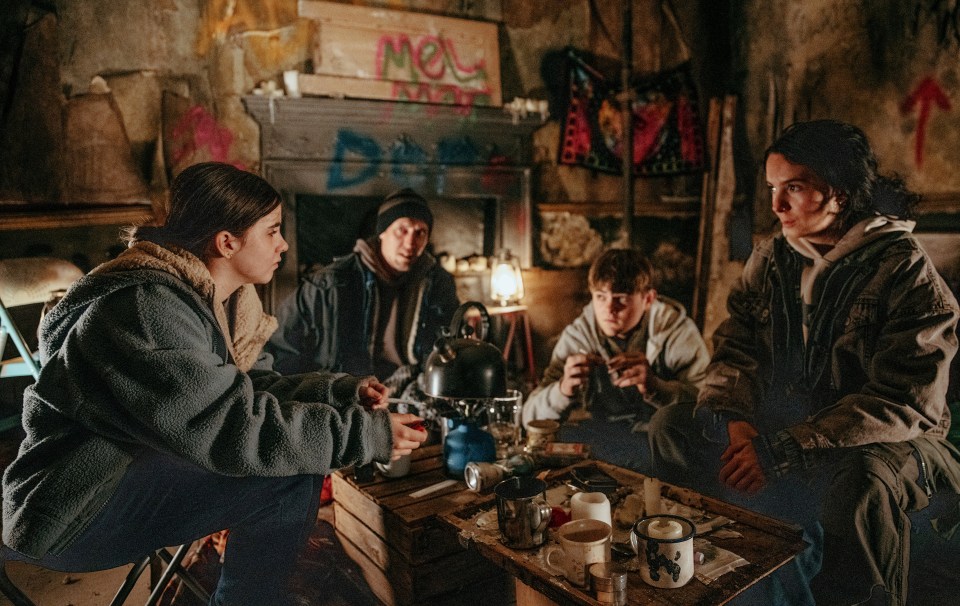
[522,297,710,426]
[2,243,393,559]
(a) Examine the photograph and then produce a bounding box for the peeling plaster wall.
[735,0,960,233]
[39,0,721,208]
[0,0,718,373]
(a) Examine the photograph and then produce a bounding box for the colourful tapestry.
[559,54,705,177]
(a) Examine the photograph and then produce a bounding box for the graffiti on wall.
[377,34,493,109]
[901,76,952,168]
[167,104,245,175]
[326,128,505,190]
[302,1,501,108]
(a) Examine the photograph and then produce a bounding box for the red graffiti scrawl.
[900,77,951,168]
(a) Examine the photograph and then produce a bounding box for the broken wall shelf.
[0,204,154,231]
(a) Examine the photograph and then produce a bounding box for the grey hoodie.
[522,296,709,426]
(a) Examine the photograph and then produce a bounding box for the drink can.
[464,461,505,492]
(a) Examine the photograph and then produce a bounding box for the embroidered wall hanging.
[559,53,705,177]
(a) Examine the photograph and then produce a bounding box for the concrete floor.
[1,560,153,605]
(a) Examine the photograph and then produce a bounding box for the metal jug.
[494,476,553,549]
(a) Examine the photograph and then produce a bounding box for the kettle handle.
[449,301,491,342]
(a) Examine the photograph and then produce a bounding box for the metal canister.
[464,461,505,492]
[590,561,628,605]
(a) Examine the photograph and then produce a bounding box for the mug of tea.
[544,518,612,587]
[631,514,695,588]
[494,476,553,549]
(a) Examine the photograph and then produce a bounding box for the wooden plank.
[298,0,501,106]
[691,97,723,330]
[337,527,402,606]
[0,204,154,230]
[332,445,493,563]
[702,96,742,342]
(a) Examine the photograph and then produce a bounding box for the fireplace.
[244,96,542,310]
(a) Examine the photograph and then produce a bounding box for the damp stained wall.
[733,0,960,234]
[5,0,960,354]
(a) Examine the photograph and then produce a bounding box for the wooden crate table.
[439,460,808,606]
[331,444,509,606]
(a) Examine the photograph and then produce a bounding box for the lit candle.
[647,518,683,540]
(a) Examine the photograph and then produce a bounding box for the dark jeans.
[649,401,948,606]
[13,450,321,606]
[557,416,652,473]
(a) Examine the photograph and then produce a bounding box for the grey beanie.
[376,188,433,235]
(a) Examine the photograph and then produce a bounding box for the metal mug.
[494,476,552,549]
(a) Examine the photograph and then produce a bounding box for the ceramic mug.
[525,419,560,450]
[570,491,612,528]
[544,518,612,587]
[375,453,411,478]
[631,514,695,588]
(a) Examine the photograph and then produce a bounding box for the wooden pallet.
[331,444,509,605]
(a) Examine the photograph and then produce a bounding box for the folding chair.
[1,259,213,604]
[0,542,211,606]
[0,257,84,432]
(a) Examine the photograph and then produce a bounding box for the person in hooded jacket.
[522,247,709,470]
[1,162,426,605]
[649,120,960,606]
[265,188,459,402]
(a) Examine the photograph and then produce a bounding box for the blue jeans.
[16,449,321,606]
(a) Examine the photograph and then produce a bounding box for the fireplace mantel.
[245,96,543,309]
[244,96,543,164]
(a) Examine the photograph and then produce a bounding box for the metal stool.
[0,543,211,606]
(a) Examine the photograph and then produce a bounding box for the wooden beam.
[691,97,723,328]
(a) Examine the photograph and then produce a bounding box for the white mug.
[544,519,612,587]
[631,514,695,589]
[376,453,411,478]
[570,491,612,528]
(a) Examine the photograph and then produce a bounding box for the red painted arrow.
[901,77,951,168]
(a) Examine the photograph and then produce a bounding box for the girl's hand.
[358,378,389,410]
[388,413,428,460]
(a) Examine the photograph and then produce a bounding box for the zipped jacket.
[698,228,959,456]
[266,252,458,377]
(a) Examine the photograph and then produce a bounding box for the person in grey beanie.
[266,188,459,400]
